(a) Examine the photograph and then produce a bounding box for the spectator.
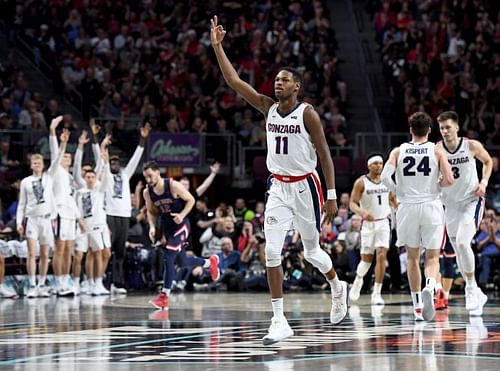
[476,215,500,290]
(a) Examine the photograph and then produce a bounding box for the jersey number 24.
[403,156,431,176]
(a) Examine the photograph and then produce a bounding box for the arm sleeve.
[74,148,86,188]
[49,134,59,165]
[16,181,26,226]
[381,163,397,193]
[47,143,65,177]
[123,146,145,178]
[98,163,111,192]
[92,143,102,171]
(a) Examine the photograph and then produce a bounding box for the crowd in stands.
[371,0,500,145]
[2,0,349,148]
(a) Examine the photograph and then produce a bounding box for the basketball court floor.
[0,292,498,370]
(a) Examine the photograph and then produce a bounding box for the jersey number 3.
[403,156,431,176]
[275,136,289,155]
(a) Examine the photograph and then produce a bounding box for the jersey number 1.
[275,136,289,155]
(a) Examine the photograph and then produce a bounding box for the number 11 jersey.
[395,141,440,204]
[266,102,317,176]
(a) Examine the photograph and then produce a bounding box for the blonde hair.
[30,154,44,163]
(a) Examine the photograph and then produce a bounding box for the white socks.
[272,298,284,318]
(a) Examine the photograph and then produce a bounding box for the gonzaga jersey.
[266,102,317,176]
[17,174,56,225]
[76,185,107,228]
[440,138,478,204]
[359,176,391,219]
[396,142,440,204]
[53,167,79,219]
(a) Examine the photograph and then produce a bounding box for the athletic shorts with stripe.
[396,199,445,250]
[264,171,324,241]
[444,197,485,239]
[55,215,77,241]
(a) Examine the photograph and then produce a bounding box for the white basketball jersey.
[440,138,478,204]
[266,102,317,176]
[16,174,56,225]
[53,167,79,219]
[359,176,391,219]
[395,141,440,204]
[76,186,107,229]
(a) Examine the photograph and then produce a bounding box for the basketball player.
[72,129,109,295]
[17,129,71,298]
[349,154,397,305]
[437,111,491,316]
[105,123,150,294]
[143,161,220,310]
[211,16,348,345]
[75,146,112,296]
[381,112,454,321]
[49,116,79,296]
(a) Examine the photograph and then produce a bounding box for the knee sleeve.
[356,261,372,278]
[455,223,476,274]
[302,237,332,274]
[264,229,287,267]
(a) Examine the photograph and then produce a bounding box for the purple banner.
[148,133,201,166]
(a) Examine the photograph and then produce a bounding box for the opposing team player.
[143,161,219,310]
[349,154,397,305]
[211,15,348,345]
[16,129,71,298]
[381,112,454,321]
[437,111,492,315]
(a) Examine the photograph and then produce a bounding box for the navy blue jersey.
[148,178,187,234]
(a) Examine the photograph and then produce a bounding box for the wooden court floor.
[0,292,498,370]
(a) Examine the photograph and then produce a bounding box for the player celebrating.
[437,111,492,316]
[381,112,454,321]
[349,154,397,305]
[211,15,348,345]
[17,129,71,298]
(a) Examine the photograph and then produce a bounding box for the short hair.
[31,154,44,162]
[278,67,304,87]
[437,111,459,124]
[84,169,96,175]
[143,160,160,172]
[408,112,432,137]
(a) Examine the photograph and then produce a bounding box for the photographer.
[240,231,267,291]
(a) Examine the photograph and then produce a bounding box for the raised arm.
[98,146,110,192]
[470,139,493,197]
[74,130,89,188]
[303,106,337,225]
[211,16,275,115]
[90,118,103,171]
[195,162,220,197]
[47,128,69,177]
[49,116,64,164]
[123,123,150,178]
[381,148,399,193]
[435,146,454,187]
